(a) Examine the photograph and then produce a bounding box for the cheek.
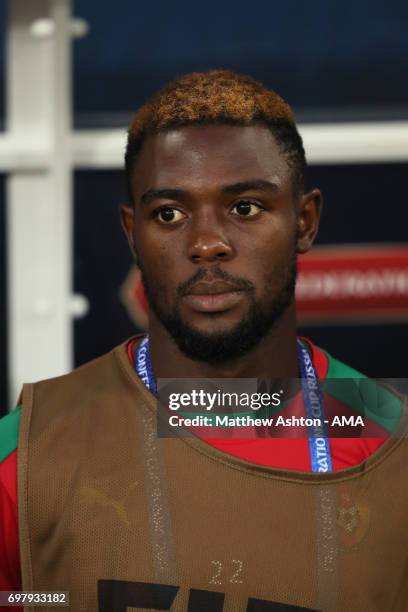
[137,226,169,264]
[240,221,295,267]
[249,229,296,291]
[161,241,186,273]
[138,233,183,289]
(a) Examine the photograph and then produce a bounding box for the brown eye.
[231,200,262,217]
[156,207,185,224]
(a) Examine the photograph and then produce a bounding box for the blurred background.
[1,0,408,413]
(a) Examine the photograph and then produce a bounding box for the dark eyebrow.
[139,180,278,206]
[222,179,279,195]
[140,188,189,206]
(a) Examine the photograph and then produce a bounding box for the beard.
[137,247,297,364]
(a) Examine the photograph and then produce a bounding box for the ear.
[296,189,323,254]
[119,204,138,262]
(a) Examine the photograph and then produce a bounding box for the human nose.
[187,212,234,264]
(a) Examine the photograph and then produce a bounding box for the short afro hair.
[125,69,306,199]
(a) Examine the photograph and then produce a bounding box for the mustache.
[176,267,255,298]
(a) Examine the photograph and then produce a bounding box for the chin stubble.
[137,250,298,364]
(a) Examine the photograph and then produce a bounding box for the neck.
[147,302,299,379]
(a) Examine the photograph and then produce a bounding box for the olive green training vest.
[17,337,408,611]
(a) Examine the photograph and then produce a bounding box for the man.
[0,70,407,611]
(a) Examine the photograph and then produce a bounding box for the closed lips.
[185,281,243,295]
[182,282,246,313]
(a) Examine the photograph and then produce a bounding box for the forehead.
[131,124,290,192]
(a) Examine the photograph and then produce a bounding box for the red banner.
[297,245,408,323]
[120,245,408,328]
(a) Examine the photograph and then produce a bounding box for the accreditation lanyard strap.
[297,340,333,473]
[134,335,332,473]
[135,335,157,395]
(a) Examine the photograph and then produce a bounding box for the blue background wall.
[71,0,408,122]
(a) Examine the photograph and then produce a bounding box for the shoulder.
[0,407,21,463]
[14,337,146,432]
[304,339,404,433]
[318,346,366,379]
[0,341,135,445]
[28,338,137,402]
[299,336,366,380]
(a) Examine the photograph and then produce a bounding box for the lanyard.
[135,335,157,395]
[297,341,332,473]
[134,335,332,473]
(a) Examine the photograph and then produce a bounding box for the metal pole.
[6,0,73,406]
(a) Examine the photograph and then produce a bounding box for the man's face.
[123,124,317,363]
